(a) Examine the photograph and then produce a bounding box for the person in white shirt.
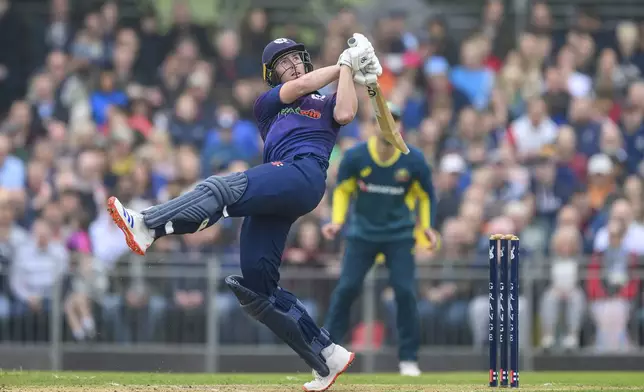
[9,219,68,316]
[593,198,644,255]
[539,225,586,350]
[505,97,558,162]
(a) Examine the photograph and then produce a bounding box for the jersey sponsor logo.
[394,168,410,182]
[360,167,372,178]
[357,180,405,195]
[279,106,322,119]
[310,94,326,101]
[271,161,284,167]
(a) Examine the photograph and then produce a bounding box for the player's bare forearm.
[279,65,341,104]
[333,65,358,125]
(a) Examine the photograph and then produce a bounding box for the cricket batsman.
[322,104,440,376]
[107,34,382,391]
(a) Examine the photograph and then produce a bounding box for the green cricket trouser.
[324,237,420,361]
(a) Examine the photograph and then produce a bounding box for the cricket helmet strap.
[262,38,313,87]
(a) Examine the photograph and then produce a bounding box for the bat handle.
[347,37,357,48]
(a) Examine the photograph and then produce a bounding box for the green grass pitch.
[0,371,643,391]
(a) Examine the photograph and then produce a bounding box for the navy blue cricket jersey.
[253,85,341,166]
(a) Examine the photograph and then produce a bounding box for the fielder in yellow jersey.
[322,103,440,376]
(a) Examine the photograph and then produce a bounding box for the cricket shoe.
[303,344,355,391]
[399,361,421,376]
[107,196,155,256]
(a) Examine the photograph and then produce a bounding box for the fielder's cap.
[424,56,449,77]
[587,153,613,175]
[440,153,466,174]
[387,102,402,120]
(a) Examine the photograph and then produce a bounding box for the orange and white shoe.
[303,344,355,391]
[107,196,155,256]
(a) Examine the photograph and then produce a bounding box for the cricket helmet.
[262,38,313,87]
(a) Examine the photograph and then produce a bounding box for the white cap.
[440,153,466,174]
[587,153,613,175]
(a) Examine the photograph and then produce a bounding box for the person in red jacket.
[586,218,640,352]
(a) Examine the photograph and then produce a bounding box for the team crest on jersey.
[279,106,322,119]
[360,167,372,178]
[394,168,410,182]
[271,161,284,167]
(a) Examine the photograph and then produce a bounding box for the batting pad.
[225,275,332,377]
[142,173,247,232]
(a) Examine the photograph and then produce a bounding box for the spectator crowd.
[0,0,643,353]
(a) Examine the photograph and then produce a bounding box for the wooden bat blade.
[366,84,410,154]
[347,36,409,154]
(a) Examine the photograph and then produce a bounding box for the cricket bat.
[347,37,410,155]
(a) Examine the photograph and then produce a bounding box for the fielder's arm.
[410,156,437,247]
[331,149,358,225]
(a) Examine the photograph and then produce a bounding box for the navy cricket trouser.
[324,238,420,361]
[226,155,326,296]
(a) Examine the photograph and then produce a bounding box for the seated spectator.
[542,66,572,124]
[586,153,618,213]
[615,21,643,84]
[433,154,466,230]
[555,125,587,182]
[168,93,207,149]
[450,37,494,110]
[587,218,640,352]
[0,134,26,191]
[116,237,170,343]
[0,192,28,338]
[569,97,601,158]
[619,99,644,175]
[201,105,260,176]
[623,175,643,212]
[403,56,470,130]
[593,198,644,255]
[70,11,109,69]
[505,97,558,163]
[90,68,128,128]
[539,225,586,350]
[64,213,106,341]
[557,45,592,98]
[528,151,578,229]
[9,219,68,324]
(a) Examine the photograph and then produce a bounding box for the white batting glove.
[364,55,382,76]
[338,46,374,71]
[349,33,381,75]
[352,33,374,52]
[353,69,378,86]
[337,49,353,68]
